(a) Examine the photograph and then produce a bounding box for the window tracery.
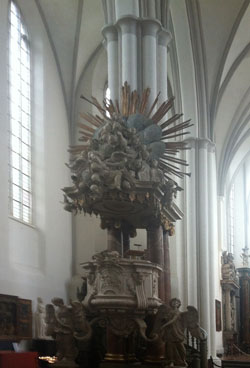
[8,1,32,224]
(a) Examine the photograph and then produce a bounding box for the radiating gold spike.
[141,88,151,114]
[159,114,183,129]
[160,159,183,171]
[162,119,192,131]
[94,115,104,125]
[163,155,189,166]
[77,123,96,134]
[80,95,105,115]
[164,174,179,186]
[129,90,138,115]
[151,97,175,123]
[109,99,117,115]
[91,96,106,113]
[161,131,190,140]
[122,85,126,115]
[162,121,193,136]
[146,92,161,118]
[164,150,179,155]
[79,136,90,142]
[159,162,184,178]
[79,130,93,138]
[115,100,120,114]
[151,101,166,122]
[68,145,89,152]
[80,112,101,128]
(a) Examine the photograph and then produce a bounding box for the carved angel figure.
[152,298,203,367]
[45,298,91,362]
[221,251,237,281]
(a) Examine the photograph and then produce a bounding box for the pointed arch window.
[104,83,111,118]
[8,1,32,224]
[229,183,235,253]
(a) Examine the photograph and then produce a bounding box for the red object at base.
[0,351,38,368]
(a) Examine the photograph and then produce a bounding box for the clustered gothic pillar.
[147,225,165,300]
[102,0,172,301]
[102,25,119,101]
[102,0,171,106]
[185,138,220,357]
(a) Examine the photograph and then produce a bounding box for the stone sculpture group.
[41,251,204,367]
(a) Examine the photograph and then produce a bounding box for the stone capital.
[184,137,216,152]
[117,15,138,34]
[158,28,172,46]
[102,24,118,41]
[141,17,161,36]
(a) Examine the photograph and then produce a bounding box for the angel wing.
[71,301,92,341]
[181,305,203,339]
[151,304,171,336]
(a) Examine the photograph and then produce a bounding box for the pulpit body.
[47,81,206,368]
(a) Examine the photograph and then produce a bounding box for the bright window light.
[8,1,32,224]
[105,86,111,118]
[229,184,235,253]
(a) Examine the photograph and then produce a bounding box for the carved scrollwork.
[108,317,136,337]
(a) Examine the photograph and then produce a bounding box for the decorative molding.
[184,137,216,152]
[185,0,209,139]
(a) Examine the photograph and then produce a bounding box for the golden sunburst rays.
[69,82,192,180]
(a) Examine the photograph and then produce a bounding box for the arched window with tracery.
[8,1,32,224]
[228,183,235,254]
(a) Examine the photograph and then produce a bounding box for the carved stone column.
[147,225,164,300]
[122,231,130,256]
[145,225,165,364]
[107,227,122,254]
[157,29,171,105]
[237,267,250,349]
[102,25,119,101]
[141,18,161,108]
[118,17,138,91]
[163,229,171,303]
[104,328,126,362]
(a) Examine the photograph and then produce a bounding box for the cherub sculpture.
[152,298,203,367]
[45,298,92,362]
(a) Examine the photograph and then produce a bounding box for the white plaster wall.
[0,0,72,314]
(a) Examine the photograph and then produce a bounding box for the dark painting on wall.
[215,299,222,331]
[0,294,32,340]
[18,298,32,339]
[0,294,18,340]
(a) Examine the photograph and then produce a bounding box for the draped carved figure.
[35,297,47,339]
[152,298,203,367]
[45,298,92,362]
